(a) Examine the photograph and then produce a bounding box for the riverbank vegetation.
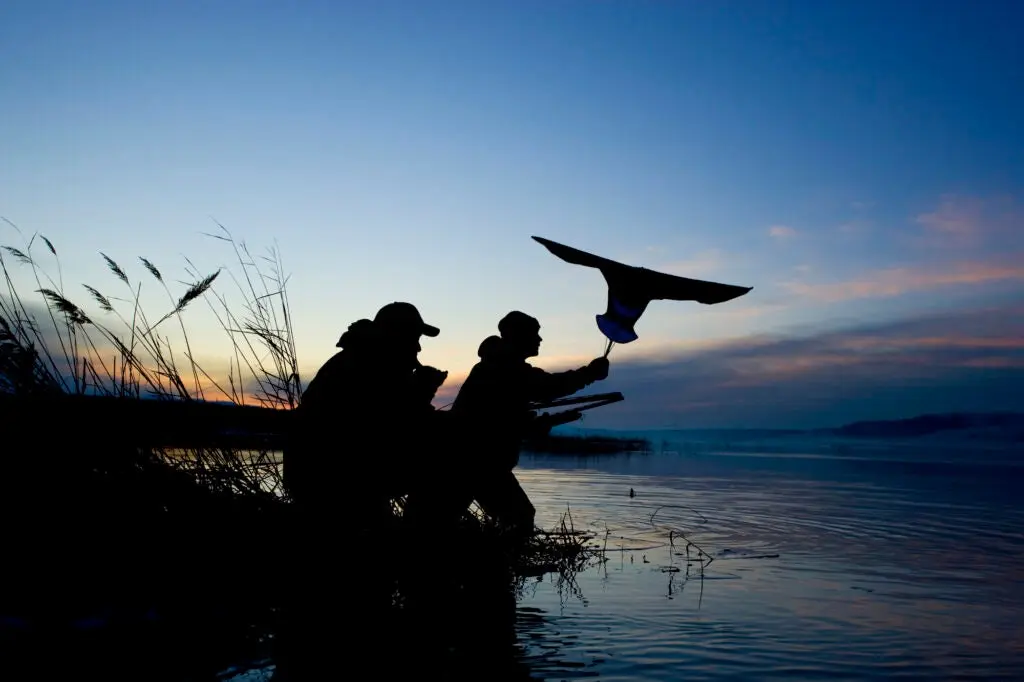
[1,222,609,673]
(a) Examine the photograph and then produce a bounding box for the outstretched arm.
[525,358,609,403]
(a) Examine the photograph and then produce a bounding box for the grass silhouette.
[1,220,606,678]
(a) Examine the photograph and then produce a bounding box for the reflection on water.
[505,443,1024,680]
[220,440,1023,681]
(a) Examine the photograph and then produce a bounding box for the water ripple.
[510,445,1024,680]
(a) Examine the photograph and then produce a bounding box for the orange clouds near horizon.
[576,299,1024,428]
[783,258,1024,303]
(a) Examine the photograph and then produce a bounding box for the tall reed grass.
[1,219,298,498]
[0,219,627,676]
[1,219,604,574]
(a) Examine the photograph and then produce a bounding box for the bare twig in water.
[649,504,715,568]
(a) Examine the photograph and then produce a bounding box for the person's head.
[335,318,376,350]
[371,302,440,369]
[498,310,541,358]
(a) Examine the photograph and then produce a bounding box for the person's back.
[300,319,376,407]
[453,312,608,469]
[452,334,534,464]
[282,303,449,672]
[285,319,376,509]
[284,304,448,512]
[438,311,609,532]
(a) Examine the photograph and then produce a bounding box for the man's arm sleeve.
[525,364,596,403]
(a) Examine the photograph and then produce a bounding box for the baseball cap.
[373,301,440,337]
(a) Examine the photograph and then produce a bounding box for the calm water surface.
[237,437,1022,681]
[502,439,1021,680]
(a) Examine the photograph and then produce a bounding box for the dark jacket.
[285,319,445,504]
[301,319,440,416]
[452,335,601,469]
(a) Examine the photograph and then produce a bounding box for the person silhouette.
[279,302,450,673]
[284,301,449,523]
[405,310,609,535]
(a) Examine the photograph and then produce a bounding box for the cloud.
[782,258,1024,302]
[916,196,983,239]
[768,225,797,239]
[298,302,1024,430]
[913,195,1022,250]
[777,194,1024,305]
[578,301,1024,429]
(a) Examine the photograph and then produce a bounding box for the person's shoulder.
[313,349,366,380]
[524,360,549,373]
[317,350,348,370]
[477,334,505,359]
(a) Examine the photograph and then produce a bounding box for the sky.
[2,1,1022,428]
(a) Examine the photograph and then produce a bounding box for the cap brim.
[421,323,440,337]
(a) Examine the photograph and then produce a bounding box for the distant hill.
[826,412,1024,441]
[591,413,1024,444]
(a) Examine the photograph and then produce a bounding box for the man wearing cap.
[279,303,450,672]
[405,310,609,534]
[284,301,450,520]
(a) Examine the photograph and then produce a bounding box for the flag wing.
[623,267,753,305]
[531,235,626,272]
[531,235,753,343]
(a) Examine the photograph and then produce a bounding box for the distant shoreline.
[573,411,1024,443]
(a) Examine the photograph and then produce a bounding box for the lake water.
[233,435,1023,681]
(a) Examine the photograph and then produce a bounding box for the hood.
[336,318,377,350]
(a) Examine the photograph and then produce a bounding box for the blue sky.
[2,1,1022,427]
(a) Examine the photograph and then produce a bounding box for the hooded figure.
[453,311,608,466]
[406,311,609,534]
[283,302,449,518]
[280,303,451,674]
